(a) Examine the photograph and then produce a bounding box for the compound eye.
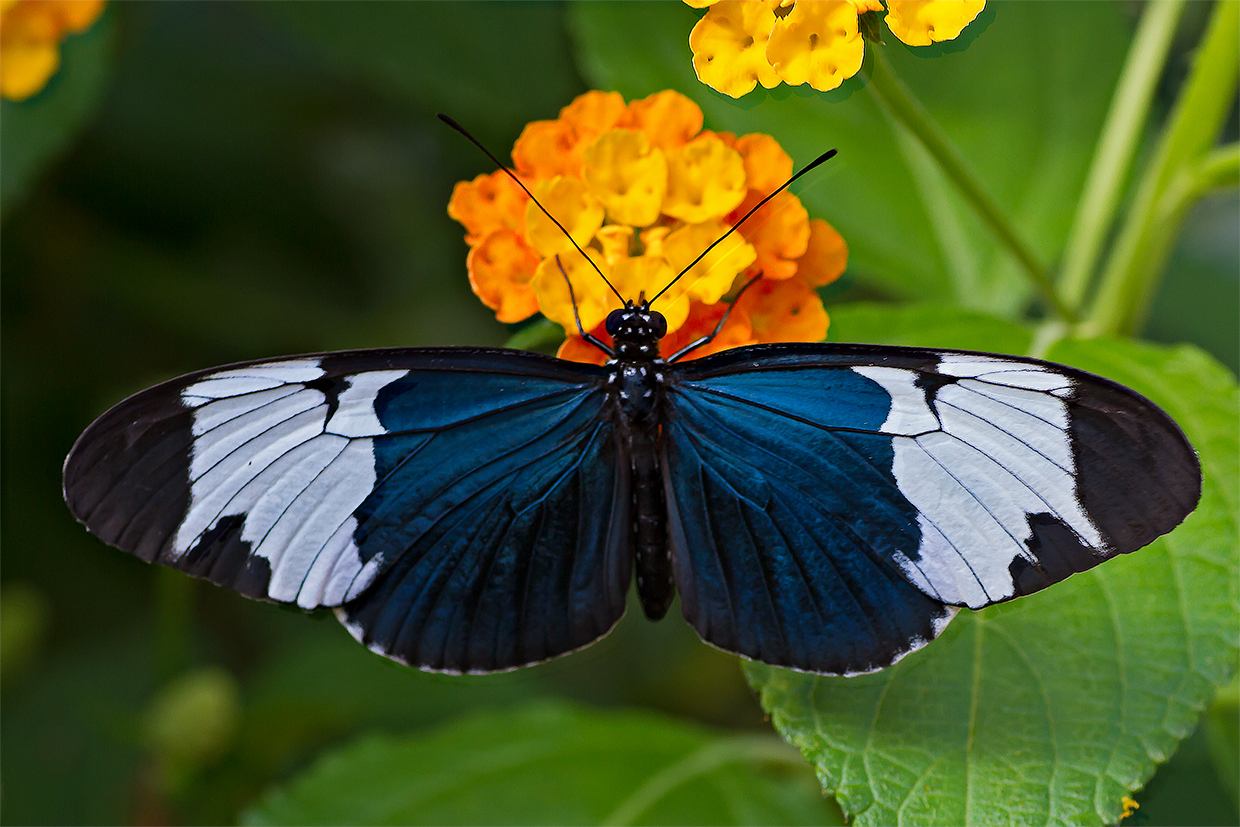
[649,311,667,339]
[605,308,625,337]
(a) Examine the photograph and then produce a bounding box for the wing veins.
[187,386,303,438]
[366,389,601,502]
[957,381,1065,431]
[676,385,893,437]
[356,412,603,624]
[935,396,1072,476]
[674,418,897,640]
[913,435,1029,561]
[377,385,588,438]
[396,420,603,669]
[176,409,337,554]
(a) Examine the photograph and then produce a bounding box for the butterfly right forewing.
[660,342,1200,675]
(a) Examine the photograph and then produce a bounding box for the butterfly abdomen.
[608,306,675,621]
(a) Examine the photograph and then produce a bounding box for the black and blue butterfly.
[62,135,1201,677]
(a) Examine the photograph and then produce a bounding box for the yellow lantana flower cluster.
[687,0,985,97]
[449,90,847,364]
[0,0,105,101]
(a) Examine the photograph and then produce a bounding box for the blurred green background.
[2,3,1235,824]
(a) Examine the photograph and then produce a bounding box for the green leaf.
[569,2,1129,317]
[745,305,1239,826]
[257,3,582,144]
[0,9,115,215]
[242,702,842,826]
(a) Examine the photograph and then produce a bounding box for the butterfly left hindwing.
[63,348,633,673]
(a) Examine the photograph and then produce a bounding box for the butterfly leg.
[556,255,614,357]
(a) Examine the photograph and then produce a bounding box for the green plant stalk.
[1059,0,1186,311]
[1082,1,1240,337]
[863,49,1076,323]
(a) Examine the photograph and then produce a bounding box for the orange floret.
[737,276,829,343]
[558,90,628,140]
[732,133,794,195]
[466,229,542,323]
[795,218,849,286]
[729,188,810,281]
[447,171,529,246]
[659,300,757,360]
[512,119,582,179]
[624,90,704,151]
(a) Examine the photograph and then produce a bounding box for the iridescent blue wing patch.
[63,348,630,673]
[662,344,1200,675]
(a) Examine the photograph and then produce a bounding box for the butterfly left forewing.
[662,343,1200,675]
[64,348,633,673]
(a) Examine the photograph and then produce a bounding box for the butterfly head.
[606,300,666,361]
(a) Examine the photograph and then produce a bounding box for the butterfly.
[62,133,1201,677]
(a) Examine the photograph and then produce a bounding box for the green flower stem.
[863,49,1076,323]
[1181,142,1240,200]
[1059,0,1186,311]
[1082,0,1240,338]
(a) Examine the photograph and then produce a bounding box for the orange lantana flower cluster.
[687,0,985,97]
[448,90,847,363]
[0,0,105,101]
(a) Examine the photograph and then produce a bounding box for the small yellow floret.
[766,0,864,92]
[1,0,105,101]
[663,135,748,223]
[524,176,604,257]
[884,1,985,47]
[849,0,884,13]
[689,1,781,99]
[582,130,668,228]
[661,219,756,306]
[611,255,687,331]
[532,249,615,334]
[595,224,636,267]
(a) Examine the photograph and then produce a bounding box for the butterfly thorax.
[605,303,674,621]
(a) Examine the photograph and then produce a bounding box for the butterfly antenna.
[649,148,837,304]
[438,114,625,304]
